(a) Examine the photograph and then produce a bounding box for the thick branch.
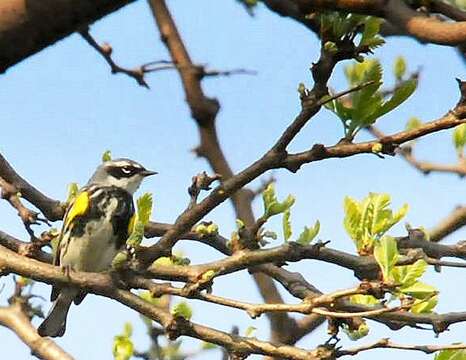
[147,0,296,344]
[430,206,466,242]
[0,0,135,73]
[0,302,74,360]
[0,244,333,360]
[293,0,466,46]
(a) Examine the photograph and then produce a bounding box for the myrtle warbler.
[38,158,156,337]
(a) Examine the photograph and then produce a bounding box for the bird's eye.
[121,167,132,175]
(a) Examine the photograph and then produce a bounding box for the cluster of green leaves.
[112,323,134,360]
[66,182,79,204]
[343,192,409,254]
[453,124,466,157]
[319,14,384,56]
[194,221,219,236]
[112,193,153,268]
[153,250,191,266]
[262,183,295,219]
[373,236,438,313]
[325,58,417,139]
[102,150,112,162]
[127,193,153,247]
[261,184,320,245]
[435,349,466,360]
[171,301,193,320]
[343,322,370,341]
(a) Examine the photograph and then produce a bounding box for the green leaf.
[324,41,338,53]
[283,209,292,242]
[364,36,385,50]
[350,294,379,305]
[206,223,219,234]
[111,251,128,269]
[236,219,245,229]
[393,56,407,80]
[262,184,295,218]
[453,123,466,153]
[102,150,112,162]
[390,203,409,228]
[370,79,417,120]
[374,236,399,282]
[200,270,217,282]
[171,301,193,320]
[126,193,153,247]
[343,322,370,341]
[398,259,427,287]
[136,193,153,225]
[405,117,423,131]
[262,183,277,213]
[360,17,382,47]
[153,256,173,266]
[244,326,257,337]
[369,193,392,234]
[400,281,437,300]
[435,349,466,360]
[267,194,295,217]
[112,323,134,360]
[296,220,320,245]
[411,295,438,314]
[343,193,408,253]
[139,290,162,306]
[371,143,383,153]
[66,183,79,204]
[343,196,362,242]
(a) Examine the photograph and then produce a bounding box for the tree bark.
[0,0,135,73]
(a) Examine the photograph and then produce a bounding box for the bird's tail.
[37,288,76,337]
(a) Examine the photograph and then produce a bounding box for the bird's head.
[88,158,157,194]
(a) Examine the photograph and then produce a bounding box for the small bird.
[38,158,156,337]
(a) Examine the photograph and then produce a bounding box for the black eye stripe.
[107,165,144,179]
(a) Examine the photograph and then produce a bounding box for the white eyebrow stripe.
[112,161,133,167]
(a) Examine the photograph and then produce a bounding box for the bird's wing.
[53,190,91,267]
[51,189,91,301]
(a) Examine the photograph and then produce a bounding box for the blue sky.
[1,1,465,359]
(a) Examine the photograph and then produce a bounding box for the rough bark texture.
[0,0,135,73]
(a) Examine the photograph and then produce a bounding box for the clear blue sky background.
[1,1,465,359]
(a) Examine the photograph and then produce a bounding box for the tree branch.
[0,244,335,360]
[430,206,466,242]
[292,0,466,46]
[0,302,74,360]
[337,338,466,357]
[147,0,298,345]
[0,0,136,73]
[0,154,64,221]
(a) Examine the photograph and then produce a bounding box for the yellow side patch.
[127,213,137,236]
[65,191,90,228]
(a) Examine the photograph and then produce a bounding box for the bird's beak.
[141,169,158,177]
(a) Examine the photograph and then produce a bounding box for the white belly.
[60,198,120,272]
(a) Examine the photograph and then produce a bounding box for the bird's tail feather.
[38,289,76,337]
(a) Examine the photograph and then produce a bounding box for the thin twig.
[79,26,155,88]
[337,338,466,357]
